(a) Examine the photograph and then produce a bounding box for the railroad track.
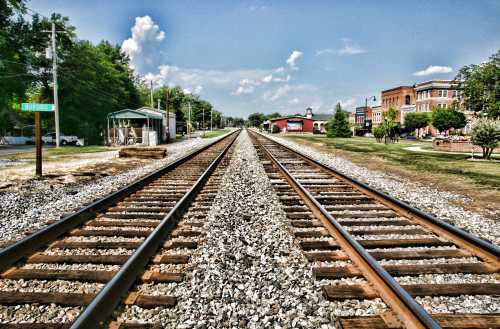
[249,129,500,329]
[0,130,239,328]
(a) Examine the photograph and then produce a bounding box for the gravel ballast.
[118,129,388,327]
[265,133,500,245]
[0,136,223,246]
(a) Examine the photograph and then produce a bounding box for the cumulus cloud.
[337,98,357,111]
[288,98,300,105]
[121,16,166,74]
[316,38,367,56]
[286,50,303,70]
[263,84,317,102]
[262,75,273,83]
[413,65,453,76]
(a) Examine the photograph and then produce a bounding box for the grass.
[202,129,231,139]
[5,146,114,161]
[283,135,500,193]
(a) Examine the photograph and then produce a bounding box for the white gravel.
[265,133,500,245]
[0,137,223,246]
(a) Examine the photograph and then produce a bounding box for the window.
[405,95,411,105]
[438,90,448,98]
[453,90,460,98]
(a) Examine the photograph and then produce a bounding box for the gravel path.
[266,133,500,245]
[0,137,222,246]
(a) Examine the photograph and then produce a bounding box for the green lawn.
[283,135,500,191]
[202,129,231,139]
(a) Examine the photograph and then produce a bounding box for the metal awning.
[108,107,164,120]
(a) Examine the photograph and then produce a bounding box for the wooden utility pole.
[35,112,42,176]
[165,89,170,143]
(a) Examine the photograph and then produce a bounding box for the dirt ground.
[0,149,155,190]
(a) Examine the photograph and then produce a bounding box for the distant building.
[269,107,332,133]
[415,80,460,112]
[400,104,416,125]
[371,106,383,126]
[355,106,372,131]
[381,86,416,122]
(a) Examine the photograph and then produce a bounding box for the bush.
[471,119,500,159]
[271,125,280,134]
[373,126,385,143]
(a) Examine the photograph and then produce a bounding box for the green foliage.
[266,112,281,120]
[271,124,280,133]
[379,107,399,143]
[431,107,467,133]
[248,112,266,127]
[471,119,500,159]
[404,112,430,134]
[327,102,351,138]
[455,50,500,119]
[373,126,385,142]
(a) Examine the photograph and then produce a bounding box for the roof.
[381,85,414,94]
[270,115,313,122]
[108,107,171,120]
[312,113,332,121]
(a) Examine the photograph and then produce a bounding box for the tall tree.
[404,112,430,137]
[327,102,351,138]
[455,50,500,119]
[431,107,466,134]
[248,112,266,127]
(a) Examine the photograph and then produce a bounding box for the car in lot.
[42,132,79,145]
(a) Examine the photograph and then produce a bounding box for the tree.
[471,119,500,159]
[248,112,266,127]
[455,50,500,119]
[431,107,466,134]
[373,126,385,143]
[266,112,281,120]
[380,107,399,143]
[404,112,430,137]
[327,102,351,138]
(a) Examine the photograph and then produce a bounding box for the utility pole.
[150,80,154,108]
[210,109,213,131]
[157,98,161,111]
[187,101,191,139]
[51,22,61,148]
[165,89,170,142]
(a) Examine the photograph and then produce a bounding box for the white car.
[42,132,79,145]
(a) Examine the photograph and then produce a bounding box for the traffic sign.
[21,103,55,112]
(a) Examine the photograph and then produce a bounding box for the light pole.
[365,95,376,130]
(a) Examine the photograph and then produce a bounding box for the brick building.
[269,107,332,133]
[355,106,373,131]
[415,80,460,113]
[371,106,383,126]
[381,86,416,122]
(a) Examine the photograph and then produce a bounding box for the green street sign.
[21,103,55,112]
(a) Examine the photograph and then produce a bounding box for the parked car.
[42,132,79,145]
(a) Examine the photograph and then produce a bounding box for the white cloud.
[263,84,317,102]
[262,75,273,83]
[413,65,453,76]
[264,85,292,101]
[121,16,166,74]
[286,50,303,70]
[288,98,300,105]
[316,38,367,56]
[275,67,285,73]
[273,74,291,82]
[337,98,357,111]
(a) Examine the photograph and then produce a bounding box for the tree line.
[0,0,232,144]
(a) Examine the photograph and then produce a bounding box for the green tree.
[455,50,500,119]
[266,112,281,120]
[248,112,266,127]
[380,107,399,143]
[431,107,466,134]
[471,119,500,159]
[327,102,351,138]
[373,126,385,143]
[404,112,430,137]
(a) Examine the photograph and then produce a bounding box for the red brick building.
[381,86,416,123]
[270,116,314,133]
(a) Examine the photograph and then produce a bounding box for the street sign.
[21,103,55,112]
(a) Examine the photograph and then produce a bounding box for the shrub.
[471,119,500,159]
[271,125,280,134]
[373,126,385,143]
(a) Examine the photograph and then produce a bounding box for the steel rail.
[70,130,240,329]
[251,130,500,262]
[250,130,440,329]
[0,130,239,273]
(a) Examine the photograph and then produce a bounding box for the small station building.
[268,107,331,133]
[106,107,175,146]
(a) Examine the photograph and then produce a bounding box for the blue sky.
[30,0,500,118]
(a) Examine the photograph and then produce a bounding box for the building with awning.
[106,107,175,146]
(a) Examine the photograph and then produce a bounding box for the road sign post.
[35,112,42,176]
[21,103,55,177]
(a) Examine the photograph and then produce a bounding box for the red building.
[270,115,314,133]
